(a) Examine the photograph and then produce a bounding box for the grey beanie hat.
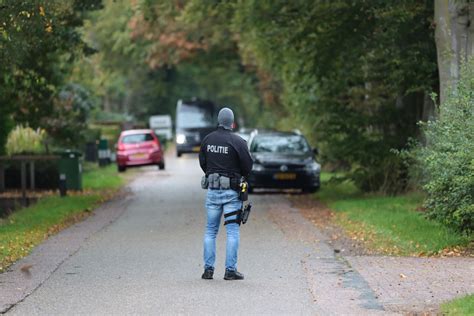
[217,107,234,130]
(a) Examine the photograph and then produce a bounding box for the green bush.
[5,125,47,156]
[414,60,474,234]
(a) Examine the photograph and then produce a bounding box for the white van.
[149,115,172,141]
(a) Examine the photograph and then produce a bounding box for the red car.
[116,129,165,172]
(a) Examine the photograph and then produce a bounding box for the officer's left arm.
[237,140,253,177]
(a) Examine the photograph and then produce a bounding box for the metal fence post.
[30,160,35,190]
[21,160,27,206]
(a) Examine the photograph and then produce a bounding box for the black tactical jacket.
[199,127,253,178]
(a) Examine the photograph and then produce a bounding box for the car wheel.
[158,162,165,170]
[118,165,126,173]
[177,151,182,158]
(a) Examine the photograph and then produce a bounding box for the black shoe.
[224,269,244,280]
[201,268,214,280]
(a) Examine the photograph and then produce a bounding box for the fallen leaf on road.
[399,273,407,279]
[20,264,33,278]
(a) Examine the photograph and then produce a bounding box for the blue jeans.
[204,189,242,271]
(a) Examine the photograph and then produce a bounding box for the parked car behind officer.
[247,130,320,193]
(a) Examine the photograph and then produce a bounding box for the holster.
[239,179,249,201]
[223,203,251,226]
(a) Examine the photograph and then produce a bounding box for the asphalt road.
[5,152,389,315]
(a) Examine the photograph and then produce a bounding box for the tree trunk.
[435,0,474,104]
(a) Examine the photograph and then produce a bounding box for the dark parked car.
[235,128,256,143]
[247,131,320,193]
[116,129,165,172]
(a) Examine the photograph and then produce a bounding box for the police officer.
[199,107,253,280]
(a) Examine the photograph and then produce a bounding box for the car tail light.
[117,143,125,151]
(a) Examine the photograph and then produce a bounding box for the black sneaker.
[224,269,244,280]
[201,268,214,280]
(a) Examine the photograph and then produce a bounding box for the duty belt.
[202,173,240,191]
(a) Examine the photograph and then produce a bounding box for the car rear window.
[121,133,154,144]
[250,135,310,153]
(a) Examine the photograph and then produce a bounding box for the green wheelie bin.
[98,138,111,167]
[57,150,83,191]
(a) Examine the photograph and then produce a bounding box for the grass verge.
[441,294,474,315]
[0,163,125,271]
[316,173,471,256]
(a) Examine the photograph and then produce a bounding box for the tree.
[435,0,474,104]
[0,0,101,152]
[77,0,263,124]
[44,83,95,147]
[229,0,438,193]
[412,59,474,234]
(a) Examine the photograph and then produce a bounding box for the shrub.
[413,60,474,234]
[5,125,47,156]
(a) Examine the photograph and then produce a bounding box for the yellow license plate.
[192,146,201,152]
[131,153,147,159]
[274,173,296,180]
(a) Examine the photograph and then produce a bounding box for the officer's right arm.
[199,141,207,173]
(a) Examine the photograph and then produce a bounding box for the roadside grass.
[441,294,474,315]
[0,163,125,272]
[83,162,123,190]
[316,173,471,256]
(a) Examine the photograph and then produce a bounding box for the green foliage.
[412,60,474,234]
[5,125,47,156]
[0,0,101,152]
[76,0,263,125]
[441,294,474,315]
[44,83,95,148]
[58,83,95,121]
[318,173,471,255]
[230,0,438,194]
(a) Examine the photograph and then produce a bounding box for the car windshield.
[177,104,214,128]
[250,135,310,154]
[122,133,154,144]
